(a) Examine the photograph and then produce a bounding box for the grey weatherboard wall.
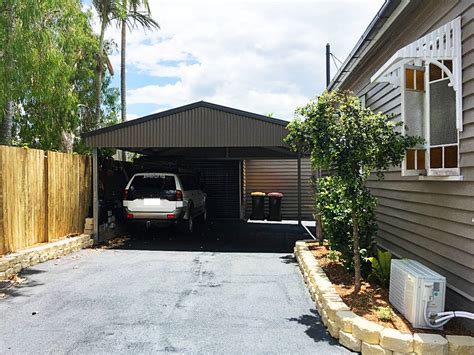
[331,0,474,311]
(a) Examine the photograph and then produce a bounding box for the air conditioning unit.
[389,259,446,329]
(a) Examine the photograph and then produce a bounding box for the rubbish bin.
[268,192,283,221]
[250,192,266,220]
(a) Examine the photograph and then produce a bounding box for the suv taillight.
[124,189,129,200]
[176,190,183,201]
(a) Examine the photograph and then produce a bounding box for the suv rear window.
[128,175,176,199]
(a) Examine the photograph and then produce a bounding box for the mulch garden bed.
[307,242,473,337]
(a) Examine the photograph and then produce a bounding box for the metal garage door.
[186,160,240,219]
[243,159,314,220]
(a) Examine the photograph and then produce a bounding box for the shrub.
[366,249,392,287]
[375,306,393,322]
[316,176,378,274]
[327,249,339,262]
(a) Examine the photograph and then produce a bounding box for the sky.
[90,0,385,121]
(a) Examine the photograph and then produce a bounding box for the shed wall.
[86,106,288,148]
[243,159,314,220]
[338,0,474,310]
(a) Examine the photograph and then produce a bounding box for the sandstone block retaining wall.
[0,234,93,280]
[294,240,474,355]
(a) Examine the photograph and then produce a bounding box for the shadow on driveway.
[288,309,341,345]
[109,219,313,254]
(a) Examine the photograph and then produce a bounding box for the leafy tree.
[316,175,377,273]
[286,90,422,293]
[0,0,118,151]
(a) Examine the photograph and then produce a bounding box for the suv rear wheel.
[201,201,207,223]
[180,204,194,234]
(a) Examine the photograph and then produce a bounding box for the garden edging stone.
[294,240,474,355]
[0,234,93,280]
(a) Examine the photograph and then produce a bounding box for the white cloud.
[102,0,384,120]
[126,113,139,121]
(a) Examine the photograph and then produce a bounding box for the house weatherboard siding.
[332,0,474,311]
[243,159,314,220]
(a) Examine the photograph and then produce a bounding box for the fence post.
[297,153,302,225]
[0,147,4,255]
[44,151,49,242]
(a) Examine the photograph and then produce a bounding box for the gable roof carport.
[83,101,304,242]
[83,101,296,159]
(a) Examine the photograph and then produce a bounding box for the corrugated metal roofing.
[83,101,290,149]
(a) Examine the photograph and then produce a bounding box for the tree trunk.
[352,209,361,293]
[0,101,13,145]
[315,168,324,245]
[1,2,15,145]
[120,15,127,161]
[94,18,107,130]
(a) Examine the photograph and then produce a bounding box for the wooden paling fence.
[0,146,91,255]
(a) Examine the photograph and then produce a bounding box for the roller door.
[186,160,240,219]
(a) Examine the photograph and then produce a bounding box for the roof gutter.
[328,0,410,90]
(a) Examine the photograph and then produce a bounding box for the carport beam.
[297,154,302,225]
[92,148,99,244]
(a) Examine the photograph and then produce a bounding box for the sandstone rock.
[446,335,474,355]
[352,318,384,344]
[340,330,362,352]
[327,319,340,339]
[325,300,350,321]
[380,328,413,353]
[13,263,22,273]
[320,308,329,326]
[362,342,393,355]
[335,310,359,333]
[413,333,447,355]
[0,261,9,272]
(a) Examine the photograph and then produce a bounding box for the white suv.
[123,173,207,233]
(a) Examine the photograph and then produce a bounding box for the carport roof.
[84,101,295,158]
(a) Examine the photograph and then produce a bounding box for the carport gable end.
[82,101,295,159]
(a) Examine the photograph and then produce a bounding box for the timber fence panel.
[47,151,91,242]
[0,146,91,254]
[0,146,47,252]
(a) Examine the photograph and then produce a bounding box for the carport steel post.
[92,148,99,243]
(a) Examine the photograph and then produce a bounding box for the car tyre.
[201,201,207,223]
[180,204,194,234]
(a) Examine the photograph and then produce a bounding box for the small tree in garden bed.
[286,90,422,293]
[317,175,377,274]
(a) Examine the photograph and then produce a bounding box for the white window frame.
[424,71,460,177]
[371,17,463,179]
[401,64,426,177]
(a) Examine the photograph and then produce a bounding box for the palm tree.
[120,0,159,124]
[92,0,158,131]
[119,0,158,160]
[92,0,119,130]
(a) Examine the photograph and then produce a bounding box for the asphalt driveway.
[0,221,351,354]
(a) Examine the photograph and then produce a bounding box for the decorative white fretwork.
[371,17,463,130]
